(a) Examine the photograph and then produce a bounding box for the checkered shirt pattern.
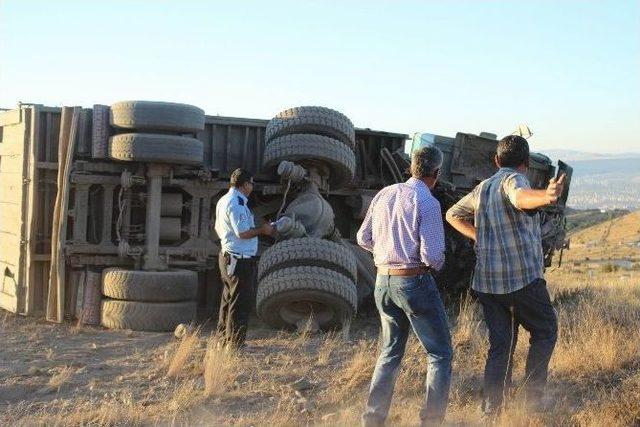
[356,177,445,271]
[447,168,544,294]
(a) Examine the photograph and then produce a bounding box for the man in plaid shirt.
[357,146,452,427]
[446,135,565,415]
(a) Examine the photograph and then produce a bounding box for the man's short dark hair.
[230,168,253,187]
[496,135,530,168]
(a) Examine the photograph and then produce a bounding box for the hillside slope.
[564,210,640,263]
[565,208,629,233]
[570,210,640,246]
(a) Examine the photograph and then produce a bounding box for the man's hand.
[260,222,276,237]
[545,173,566,204]
[238,223,276,239]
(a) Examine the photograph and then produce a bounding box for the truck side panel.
[0,108,30,313]
[201,116,269,179]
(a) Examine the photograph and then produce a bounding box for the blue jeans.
[475,278,558,414]
[362,273,453,426]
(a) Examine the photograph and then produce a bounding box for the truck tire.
[101,300,196,332]
[258,238,357,283]
[102,268,197,302]
[265,106,355,150]
[257,266,357,330]
[109,133,203,165]
[110,101,205,133]
[263,134,355,189]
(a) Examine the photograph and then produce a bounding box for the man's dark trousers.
[474,278,558,414]
[217,252,256,347]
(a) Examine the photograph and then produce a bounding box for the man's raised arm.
[509,174,565,210]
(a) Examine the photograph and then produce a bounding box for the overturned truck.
[0,102,571,331]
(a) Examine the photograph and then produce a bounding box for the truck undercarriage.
[0,102,571,332]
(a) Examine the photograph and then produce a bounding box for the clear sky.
[1,0,638,154]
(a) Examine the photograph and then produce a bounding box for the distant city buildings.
[567,175,640,210]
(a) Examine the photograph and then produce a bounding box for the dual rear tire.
[258,107,360,331]
[256,238,358,331]
[263,106,357,190]
[107,101,205,166]
[100,268,197,332]
[101,102,205,331]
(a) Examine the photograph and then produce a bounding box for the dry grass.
[316,332,339,366]
[316,268,640,426]
[2,257,639,426]
[555,304,638,375]
[333,339,377,396]
[45,366,74,392]
[166,329,201,378]
[203,335,239,397]
[293,314,317,347]
[572,372,640,426]
[166,379,204,413]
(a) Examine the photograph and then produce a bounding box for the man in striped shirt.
[446,135,564,415]
[357,146,452,427]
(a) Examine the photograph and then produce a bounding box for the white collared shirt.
[214,188,257,257]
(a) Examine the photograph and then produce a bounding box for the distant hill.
[564,210,640,266]
[541,150,640,210]
[565,208,630,233]
[570,210,640,246]
[566,157,640,177]
[541,149,640,162]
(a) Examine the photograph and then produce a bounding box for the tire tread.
[110,101,205,133]
[265,106,355,150]
[262,134,355,189]
[109,133,203,165]
[100,300,196,331]
[102,268,197,302]
[258,238,357,282]
[256,266,357,329]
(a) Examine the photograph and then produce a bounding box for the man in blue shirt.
[214,168,274,348]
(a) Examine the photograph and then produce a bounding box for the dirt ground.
[0,315,174,419]
[0,311,383,426]
[1,252,640,426]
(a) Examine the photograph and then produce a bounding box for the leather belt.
[224,251,254,259]
[377,266,431,276]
